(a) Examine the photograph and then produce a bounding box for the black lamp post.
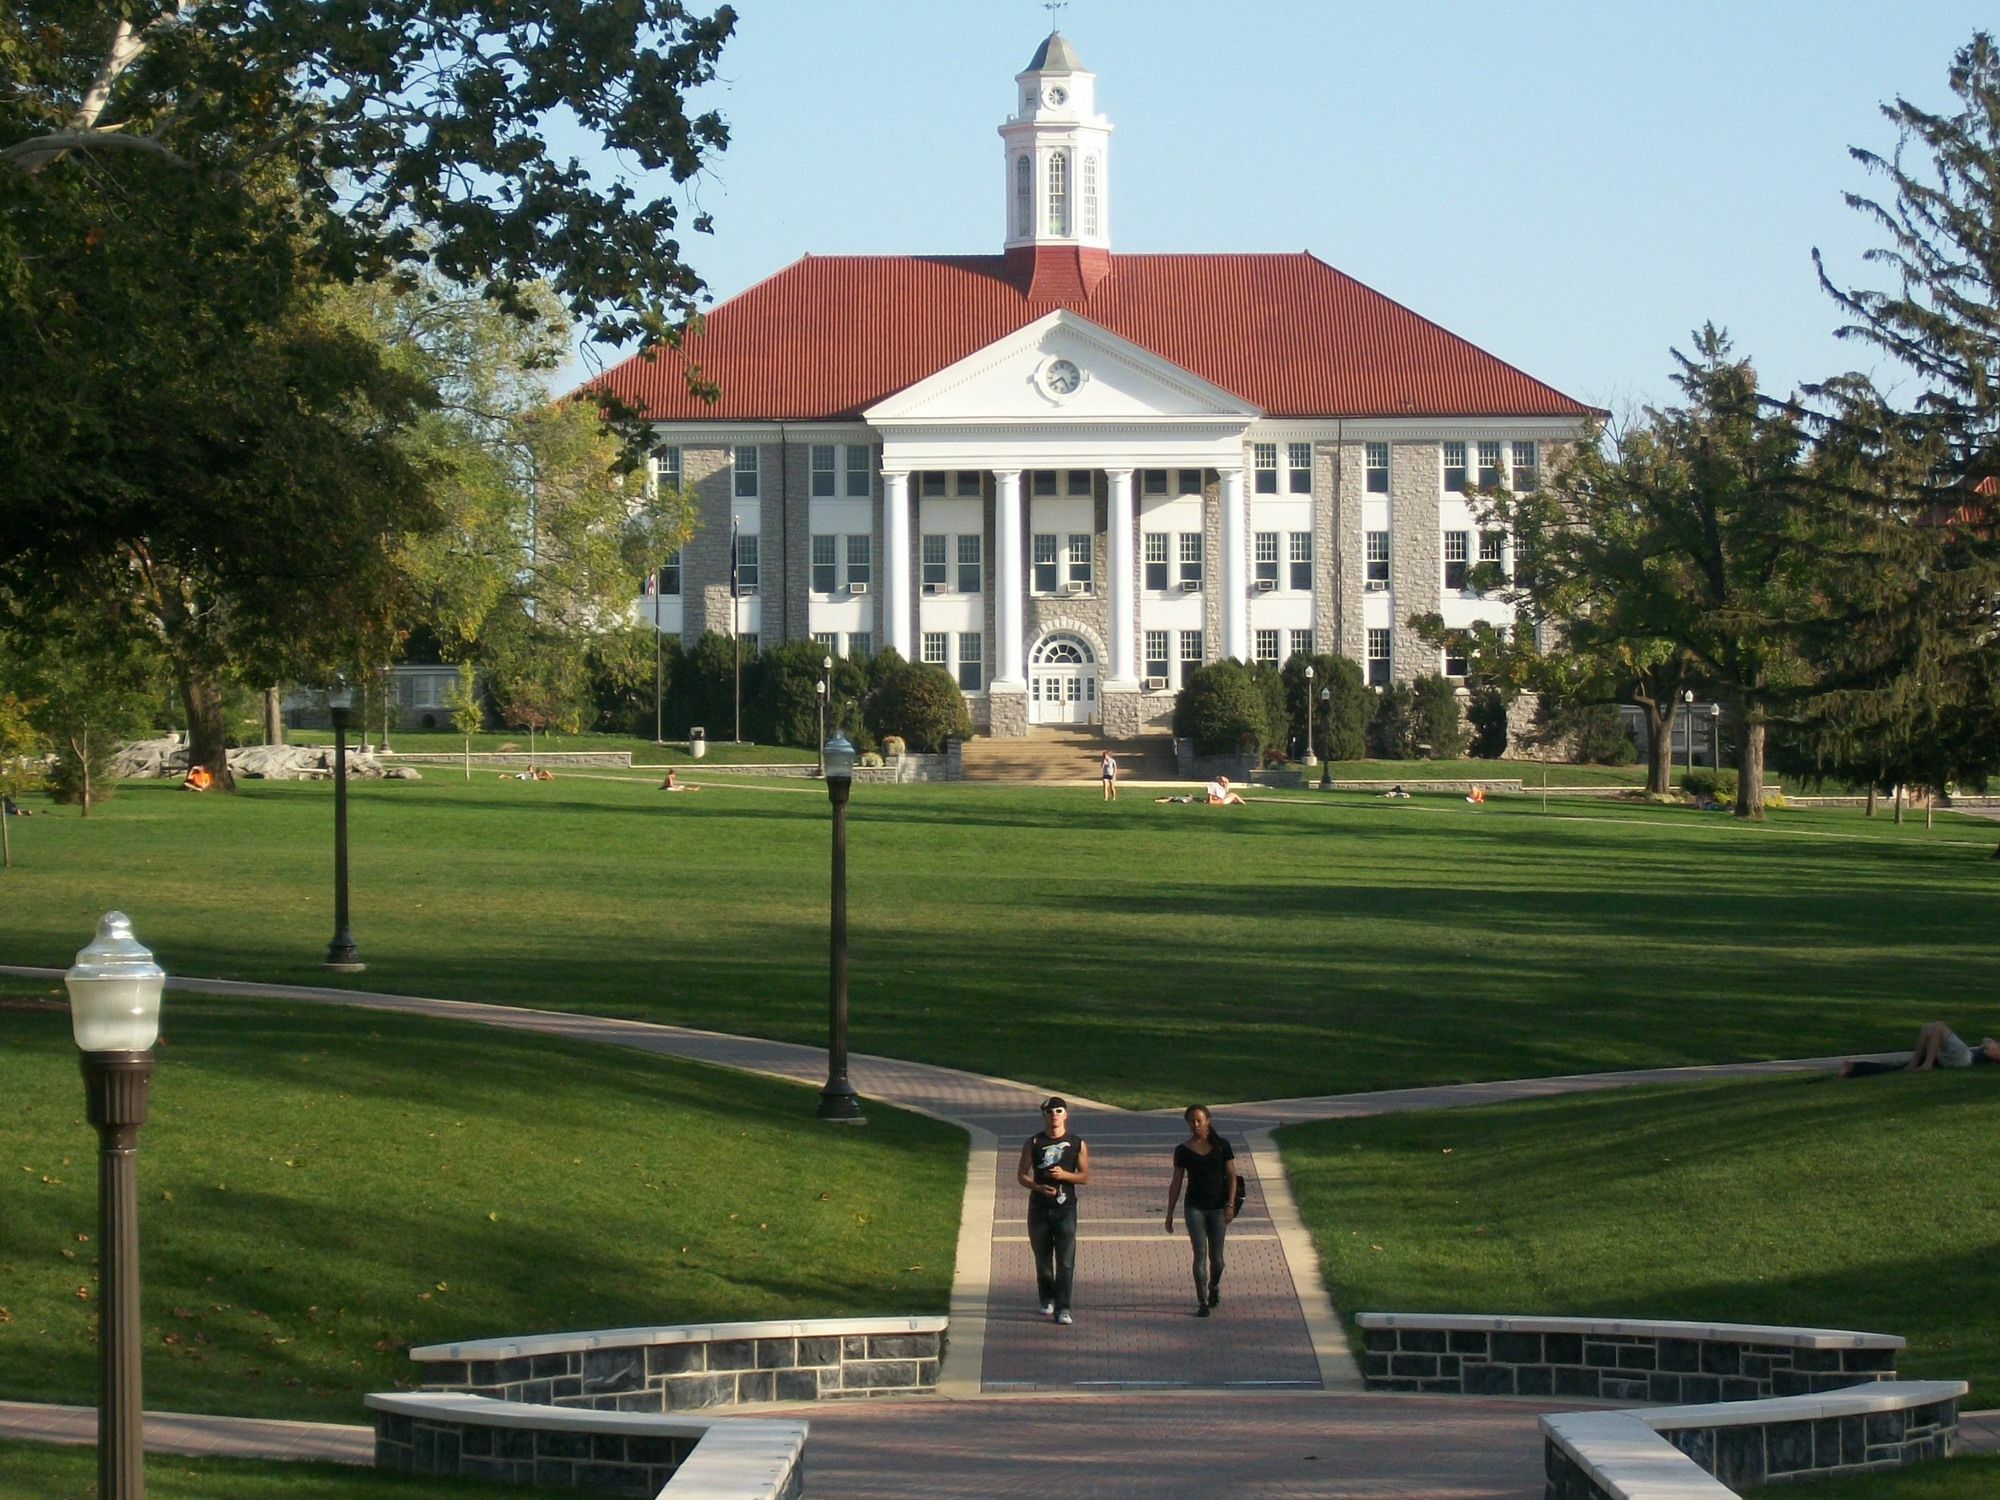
[1709,701,1722,769]
[324,676,364,972]
[67,912,166,1500]
[817,731,864,1123]
[1681,688,1695,786]
[1302,662,1318,767]
[1318,687,1334,790]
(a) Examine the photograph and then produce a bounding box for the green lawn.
[1,778,1995,1106]
[0,1441,497,1500]
[0,997,961,1422]
[1760,1455,2000,1497]
[1286,756,1650,787]
[1280,1071,2000,1406]
[280,729,816,766]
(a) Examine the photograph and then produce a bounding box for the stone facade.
[417,1325,946,1412]
[375,1407,698,1496]
[1359,1319,1899,1401]
[1387,441,1442,682]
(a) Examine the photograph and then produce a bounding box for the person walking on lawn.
[1018,1096,1091,1325]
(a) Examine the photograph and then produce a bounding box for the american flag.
[641,571,658,596]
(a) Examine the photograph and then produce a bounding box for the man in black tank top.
[1016,1096,1091,1324]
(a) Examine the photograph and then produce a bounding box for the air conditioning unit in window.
[1364,580,1388,593]
[1179,578,1201,593]
[847,581,869,596]
[1254,578,1277,592]
[1142,676,1169,692]
[1063,580,1088,596]
[921,582,943,595]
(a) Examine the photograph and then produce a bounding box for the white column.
[883,470,911,660]
[993,469,1025,685]
[1220,465,1249,661]
[1105,468,1138,687]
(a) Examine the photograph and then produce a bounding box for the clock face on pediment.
[1040,358,1083,398]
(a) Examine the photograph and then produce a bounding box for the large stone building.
[601,31,1597,739]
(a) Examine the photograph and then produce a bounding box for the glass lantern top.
[66,911,166,1053]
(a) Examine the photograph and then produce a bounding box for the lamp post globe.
[817,731,864,1122]
[1302,663,1318,767]
[1318,686,1334,790]
[324,676,364,972]
[67,912,166,1500]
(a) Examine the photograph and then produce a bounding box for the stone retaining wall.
[368,1392,805,1500]
[411,1317,947,1413]
[1356,1314,1900,1401]
[1543,1380,1964,1497]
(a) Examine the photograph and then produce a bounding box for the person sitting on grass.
[180,764,212,792]
[1,793,34,816]
[1840,1020,2000,1077]
[1381,785,1410,799]
[1204,777,1246,806]
[659,769,698,792]
[1465,784,1486,804]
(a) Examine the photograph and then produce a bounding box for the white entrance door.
[1029,635,1099,726]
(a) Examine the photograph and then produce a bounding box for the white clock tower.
[1000,32,1112,256]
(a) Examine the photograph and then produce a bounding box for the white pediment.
[865,310,1260,427]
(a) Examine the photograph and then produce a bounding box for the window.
[956,633,982,692]
[957,534,983,594]
[660,548,681,596]
[1142,469,1167,496]
[1255,629,1281,663]
[1179,468,1204,495]
[1066,533,1092,590]
[1290,629,1314,660]
[1180,630,1204,668]
[1032,470,1058,496]
[1512,440,1538,491]
[922,632,948,666]
[1289,531,1313,591]
[1366,531,1390,589]
[1444,643,1469,679]
[922,534,947,590]
[734,532,759,594]
[1442,441,1467,494]
[1145,630,1170,682]
[1253,442,1279,494]
[1179,532,1203,587]
[653,446,682,493]
[733,445,759,498]
[1288,442,1312,494]
[845,535,871,589]
[1067,469,1093,496]
[813,632,838,655]
[1479,531,1504,566]
[1367,628,1390,687]
[1081,154,1100,237]
[1144,532,1168,590]
[1366,442,1389,493]
[1254,532,1280,586]
[921,471,947,498]
[812,534,838,594]
[847,632,872,659]
[1015,154,1032,237]
[740,632,759,653]
[1444,531,1469,591]
[847,445,871,497]
[957,471,982,497]
[811,444,837,497]
[1478,441,1503,488]
[1033,533,1059,593]
[1046,149,1069,235]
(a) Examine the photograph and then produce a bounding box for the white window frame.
[1254,628,1281,664]
[811,534,838,594]
[1365,531,1390,589]
[845,534,872,590]
[1442,441,1467,495]
[846,444,871,498]
[1288,531,1312,592]
[956,533,983,595]
[1365,442,1389,494]
[956,632,983,693]
[1287,442,1312,494]
[811,444,837,498]
[1253,442,1279,494]
[1143,531,1168,590]
[1254,531,1280,586]
[922,533,948,590]
[733,445,760,499]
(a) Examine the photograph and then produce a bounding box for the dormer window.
[1046,150,1069,236]
[1015,155,1032,238]
[1082,155,1100,237]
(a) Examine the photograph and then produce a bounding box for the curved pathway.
[0,965,1922,1496]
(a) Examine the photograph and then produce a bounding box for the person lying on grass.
[1840,1020,2000,1077]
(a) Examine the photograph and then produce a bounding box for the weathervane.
[1043,0,1068,21]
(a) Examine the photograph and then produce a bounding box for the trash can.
[689,727,707,760]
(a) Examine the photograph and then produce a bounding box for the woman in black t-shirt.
[1162,1104,1238,1316]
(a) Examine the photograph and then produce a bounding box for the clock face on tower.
[1045,86,1068,106]
[1043,358,1082,396]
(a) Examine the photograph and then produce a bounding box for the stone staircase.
[958,728,1178,783]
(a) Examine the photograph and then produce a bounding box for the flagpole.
[653,568,664,744]
[731,517,742,745]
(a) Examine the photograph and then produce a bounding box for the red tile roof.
[592,251,1598,423]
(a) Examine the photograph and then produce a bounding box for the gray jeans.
[1183,1206,1227,1295]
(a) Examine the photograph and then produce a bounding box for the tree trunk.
[1734,718,1766,821]
[1865,784,1875,818]
[263,687,284,746]
[1894,785,1904,825]
[179,670,235,793]
[1645,700,1675,795]
[2,796,11,865]
[72,729,91,818]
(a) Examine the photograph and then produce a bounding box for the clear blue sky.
[570,0,1992,416]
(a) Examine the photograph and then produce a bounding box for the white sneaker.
[1056,1310,1074,1326]
[1040,1301,1055,1317]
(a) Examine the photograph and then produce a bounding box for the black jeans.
[1027,1200,1077,1311]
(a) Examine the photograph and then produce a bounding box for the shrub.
[46,728,120,809]
[1408,674,1467,759]
[1174,661,1278,756]
[1282,654,1368,762]
[864,659,970,753]
[1467,687,1511,759]
[1680,767,1739,802]
[1366,682,1416,758]
[1530,699,1637,765]
[753,638,837,748]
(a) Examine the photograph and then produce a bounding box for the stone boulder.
[112,738,417,781]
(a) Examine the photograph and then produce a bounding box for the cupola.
[999,31,1113,301]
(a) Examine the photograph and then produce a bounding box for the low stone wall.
[390,752,636,770]
[1543,1380,1965,1497]
[368,1392,805,1500]
[410,1317,947,1413]
[1355,1314,1900,1401]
